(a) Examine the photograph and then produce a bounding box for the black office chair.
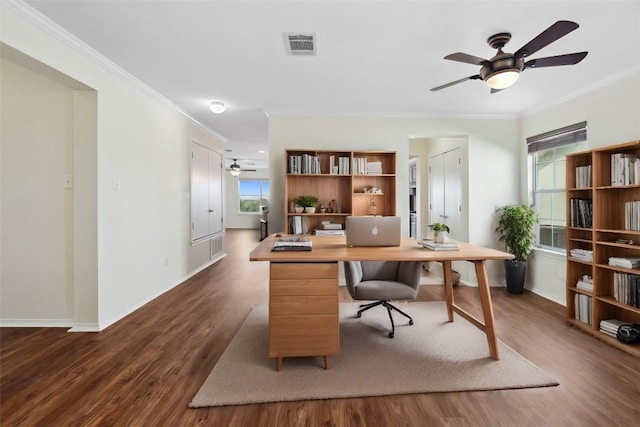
[343,260,422,338]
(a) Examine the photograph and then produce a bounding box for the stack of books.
[576,275,593,292]
[418,240,459,251]
[612,272,640,308]
[608,257,640,268]
[600,319,627,338]
[272,237,312,251]
[315,222,345,235]
[570,248,593,262]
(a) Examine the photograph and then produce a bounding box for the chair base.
[356,300,414,338]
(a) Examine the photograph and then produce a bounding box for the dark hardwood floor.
[2,229,639,426]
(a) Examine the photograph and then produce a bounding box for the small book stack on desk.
[272,237,313,251]
[418,240,459,251]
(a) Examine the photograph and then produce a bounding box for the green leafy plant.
[495,204,538,262]
[294,195,319,208]
[428,222,450,233]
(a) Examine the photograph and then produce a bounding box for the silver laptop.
[345,216,401,247]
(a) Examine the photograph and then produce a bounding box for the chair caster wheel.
[409,320,414,325]
[356,313,362,318]
[388,332,394,338]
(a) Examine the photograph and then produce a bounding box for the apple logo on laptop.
[371,225,379,236]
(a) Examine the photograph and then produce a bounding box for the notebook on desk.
[345,216,401,247]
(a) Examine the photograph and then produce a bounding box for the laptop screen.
[345,216,401,247]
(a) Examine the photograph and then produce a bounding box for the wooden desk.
[250,235,514,370]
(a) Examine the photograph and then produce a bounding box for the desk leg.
[473,260,500,360]
[442,260,454,322]
[276,357,283,372]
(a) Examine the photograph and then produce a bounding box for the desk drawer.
[271,278,336,296]
[269,314,339,357]
[271,262,337,280]
[271,295,337,315]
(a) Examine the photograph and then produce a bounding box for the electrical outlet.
[64,174,74,189]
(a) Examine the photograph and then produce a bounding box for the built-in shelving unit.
[566,140,640,357]
[284,149,396,234]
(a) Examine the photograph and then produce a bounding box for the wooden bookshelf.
[284,149,396,234]
[566,140,640,357]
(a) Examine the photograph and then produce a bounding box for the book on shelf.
[321,222,343,230]
[600,319,627,337]
[570,248,593,262]
[624,200,640,231]
[418,240,459,251]
[289,215,308,235]
[611,152,640,186]
[575,164,592,188]
[314,229,345,235]
[576,274,594,292]
[613,272,640,308]
[272,236,312,251]
[569,198,593,228]
[608,257,640,269]
[574,293,592,325]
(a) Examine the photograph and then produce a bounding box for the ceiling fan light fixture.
[485,69,520,90]
[209,101,226,114]
[229,159,241,176]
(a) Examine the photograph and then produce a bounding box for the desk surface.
[250,235,514,263]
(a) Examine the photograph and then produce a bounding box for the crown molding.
[1,0,228,143]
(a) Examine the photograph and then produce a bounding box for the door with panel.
[429,148,462,241]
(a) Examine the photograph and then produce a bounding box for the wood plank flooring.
[2,229,639,426]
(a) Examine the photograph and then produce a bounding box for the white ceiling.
[23,1,640,169]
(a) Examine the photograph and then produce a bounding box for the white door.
[429,148,462,240]
[191,142,223,242]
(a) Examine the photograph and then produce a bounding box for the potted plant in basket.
[495,204,538,294]
[428,222,450,243]
[294,195,319,213]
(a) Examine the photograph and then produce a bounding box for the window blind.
[527,121,587,154]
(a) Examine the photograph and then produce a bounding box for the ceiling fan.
[226,158,257,176]
[431,20,588,93]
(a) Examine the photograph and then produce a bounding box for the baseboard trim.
[0,318,73,328]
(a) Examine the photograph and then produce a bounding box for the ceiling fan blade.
[525,51,588,68]
[444,52,488,65]
[490,88,505,94]
[514,20,579,59]
[431,75,481,91]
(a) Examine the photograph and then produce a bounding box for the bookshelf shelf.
[284,149,396,234]
[566,140,640,358]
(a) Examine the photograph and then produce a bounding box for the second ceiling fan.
[431,20,588,93]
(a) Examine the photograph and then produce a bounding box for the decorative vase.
[434,231,446,243]
[305,207,316,213]
[294,205,304,213]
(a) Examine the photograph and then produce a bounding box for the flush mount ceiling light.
[209,101,226,114]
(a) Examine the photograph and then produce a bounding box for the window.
[238,179,270,214]
[528,122,587,251]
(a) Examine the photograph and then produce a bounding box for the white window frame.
[528,122,587,252]
[238,178,270,214]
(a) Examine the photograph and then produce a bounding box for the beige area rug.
[190,302,558,407]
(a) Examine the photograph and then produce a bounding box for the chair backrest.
[343,260,422,300]
[360,261,400,281]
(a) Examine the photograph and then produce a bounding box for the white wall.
[1,5,226,330]
[520,71,640,304]
[268,115,520,286]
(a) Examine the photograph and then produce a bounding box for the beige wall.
[520,71,640,304]
[1,6,226,330]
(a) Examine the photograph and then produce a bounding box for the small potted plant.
[428,222,450,243]
[495,204,538,294]
[294,195,319,213]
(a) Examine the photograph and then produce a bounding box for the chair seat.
[353,280,418,301]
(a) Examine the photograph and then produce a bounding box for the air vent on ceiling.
[284,33,316,55]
